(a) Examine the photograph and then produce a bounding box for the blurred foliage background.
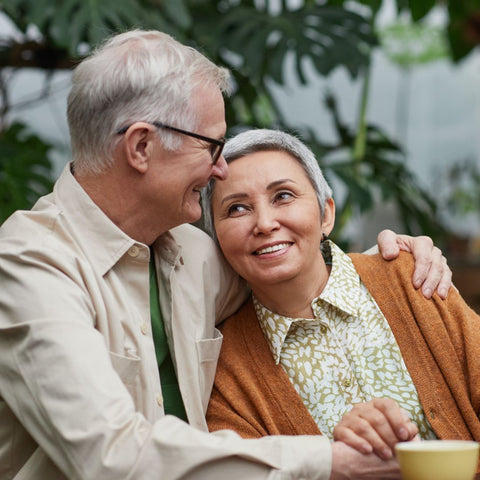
[0,0,479,250]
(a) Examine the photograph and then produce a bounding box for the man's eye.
[209,144,217,158]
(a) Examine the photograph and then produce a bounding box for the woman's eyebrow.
[266,179,295,190]
[219,179,297,205]
[220,192,248,206]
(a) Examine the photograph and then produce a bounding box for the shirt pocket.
[196,328,223,411]
[108,351,141,396]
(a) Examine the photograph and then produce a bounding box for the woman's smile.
[212,150,333,295]
[253,242,293,256]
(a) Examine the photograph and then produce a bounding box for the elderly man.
[0,30,450,480]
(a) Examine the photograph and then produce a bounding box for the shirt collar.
[317,240,361,318]
[254,241,362,363]
[254,296,293,364]
[54,163,180,276]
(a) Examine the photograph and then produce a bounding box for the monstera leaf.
[212,4,377,85]
[2,0,191,54]
[298,93,444,242]
[0,122,54,224]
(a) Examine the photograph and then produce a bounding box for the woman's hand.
[376,230,452,299]
[333,399,419,460]
[330,440,402,480]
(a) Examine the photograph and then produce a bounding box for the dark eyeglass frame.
[117,121,225,165]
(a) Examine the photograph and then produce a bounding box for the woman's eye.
[227,204,248,216]
[275,191,294,202]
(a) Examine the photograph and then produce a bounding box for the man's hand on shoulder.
[376,229,452,300]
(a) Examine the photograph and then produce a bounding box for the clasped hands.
[333,398,420,460]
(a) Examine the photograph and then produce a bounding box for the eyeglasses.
[117,121,225,165]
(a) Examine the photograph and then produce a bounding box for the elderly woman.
[202,129,480,477]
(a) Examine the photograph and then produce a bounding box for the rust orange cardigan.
[206,252,480,444]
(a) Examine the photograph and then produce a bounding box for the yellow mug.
[395,440,479,480]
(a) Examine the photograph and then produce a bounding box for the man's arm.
[0,251,331,480]
[330,441,402,480]
[375,230,451,299]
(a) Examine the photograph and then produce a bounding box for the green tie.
[149,251,188,421]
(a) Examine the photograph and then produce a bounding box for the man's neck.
[74,168,168,246]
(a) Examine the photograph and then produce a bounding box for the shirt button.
[156,394,164,407]
[343,379,352,388]
[128,245,140,257]
[140,322,149,335]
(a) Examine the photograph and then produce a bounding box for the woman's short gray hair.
[67,29,231,175]
[202,128,332,244]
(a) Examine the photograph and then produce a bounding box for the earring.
[321,233,328,243]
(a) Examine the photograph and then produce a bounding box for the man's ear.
[123,123,157,173]
[321,197,336,237]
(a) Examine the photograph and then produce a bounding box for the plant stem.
[352,58,371,166]
[352,12,377,170]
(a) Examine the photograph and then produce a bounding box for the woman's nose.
[253,206,280,235]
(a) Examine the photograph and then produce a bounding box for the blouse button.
[343,379,352,388]
[140,322,148,335]
[156,394,164,407]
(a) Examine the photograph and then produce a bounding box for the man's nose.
[211,154,228,181]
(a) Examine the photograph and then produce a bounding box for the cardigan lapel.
[237,299,321,436]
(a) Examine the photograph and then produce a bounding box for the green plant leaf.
[407,0,437,22]
[216,4,377,86]
[379,22,449,67]
[0,122,55,224]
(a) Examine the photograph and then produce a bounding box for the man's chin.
[183,205,202,226]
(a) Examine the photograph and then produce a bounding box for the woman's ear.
[321,198,336,237]
[122,123,156,173]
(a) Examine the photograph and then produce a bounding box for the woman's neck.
[252,259,331,319]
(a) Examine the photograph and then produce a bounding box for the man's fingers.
[377,229,400,260]
[334,399,420,461]
[336,403,398,459]
[420,253,452,299]
[388,234,453,299]
[334,419,393,459]
[373,399,418,442]
[332,425,373,455]
[411,242,439,290]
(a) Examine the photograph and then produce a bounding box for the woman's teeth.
[255,243,290,255]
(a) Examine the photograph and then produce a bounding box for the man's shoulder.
[169,223,220,259]
[170,223,214,242]
[0,194,61,253]
[349,251,415,293]
[349,250,414,270]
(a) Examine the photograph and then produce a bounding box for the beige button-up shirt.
[0,164,331,480]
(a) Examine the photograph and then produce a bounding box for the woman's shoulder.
[349,251,414,277]
[218,298,255,334]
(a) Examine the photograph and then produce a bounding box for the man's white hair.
[67,30,231,175]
